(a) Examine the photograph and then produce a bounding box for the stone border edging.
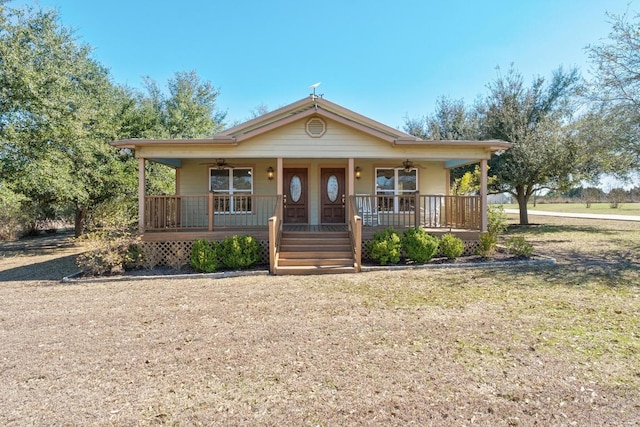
[62,255,555,283]
[361,255,556,273]
[61,269,270,284]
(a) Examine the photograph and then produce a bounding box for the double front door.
[283,167,345,224]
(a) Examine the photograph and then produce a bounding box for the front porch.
[139,194,483,274]
[140,193,482,234]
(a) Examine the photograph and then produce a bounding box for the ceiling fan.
[201,158,235,169]
[394,159,425,172]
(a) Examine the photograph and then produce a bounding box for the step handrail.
[268,195,283,274]
[348,195,362,272]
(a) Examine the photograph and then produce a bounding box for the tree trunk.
[74,206,87,237]
[516,190,529,225]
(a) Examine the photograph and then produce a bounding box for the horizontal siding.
[179,159,277,196]
[353,160,447,195]
[137,117,491,160]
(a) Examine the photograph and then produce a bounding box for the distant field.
[501,202,640,215]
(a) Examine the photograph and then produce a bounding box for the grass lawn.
[0,216,638,426]
[501,202,640,215]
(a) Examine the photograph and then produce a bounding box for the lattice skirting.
[140,240,270,269]
[140,238,479,268]
[361,239,480,261]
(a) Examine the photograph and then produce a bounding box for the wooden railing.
[144,194,278,231]
[347,196,362,272]
[354,194,481,230]
[268,195,283,274]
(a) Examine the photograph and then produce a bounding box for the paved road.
[503,208,640,222]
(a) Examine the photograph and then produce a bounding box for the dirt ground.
[0,219,638,426]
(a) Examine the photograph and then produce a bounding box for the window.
[209,167,253,213]
[375,168,418,212]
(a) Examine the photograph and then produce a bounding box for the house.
[110,96,511,274]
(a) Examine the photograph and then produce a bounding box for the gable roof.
[110,96,511,152]
[214,97,417,144]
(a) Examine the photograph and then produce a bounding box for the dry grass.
[0,219,639,426]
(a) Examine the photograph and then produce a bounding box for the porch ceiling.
[145,156,487,167]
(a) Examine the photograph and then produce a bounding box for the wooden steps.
[275,231,356,275]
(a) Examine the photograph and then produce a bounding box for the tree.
[0,4,135,236]
[404,96,478,140]
[119,71,228,195]
[404,97,480,185]
[587,12,640,175]
[140,71,227,139]
[477,66,592,225]
[248,103,270,120]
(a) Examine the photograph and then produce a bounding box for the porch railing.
[347,195,362,272]
[144,194,278,231]
[268,195,283,274]
[353,194,481,230]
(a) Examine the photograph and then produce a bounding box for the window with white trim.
[209,167,253,213]
[375,168,418,212]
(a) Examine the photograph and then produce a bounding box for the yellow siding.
[137,117,491,160]
[179,159,277,195]
[353,160,447,195]
[145,117,486,225]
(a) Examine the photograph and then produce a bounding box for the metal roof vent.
[305,117,326,138]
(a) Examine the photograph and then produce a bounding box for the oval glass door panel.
[290,175,302,202]
[327,175,339,202]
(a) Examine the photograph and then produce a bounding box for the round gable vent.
[305,117,326,137]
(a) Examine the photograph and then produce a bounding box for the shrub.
[76,200,140,276]
[402,227,439,263]
[190,239,219,273]
[123,243,144,270]
[506,236,534,258]
[76,231,140,276]
[487,205,508,237]
[475,232,497,259]
[367,228,402,265]
[0,186,26,240]
[219,235,261,269]
[473,205,508,260]
[440,233,465,260]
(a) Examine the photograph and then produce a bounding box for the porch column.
[138,157,146,233]
[277,157,283,218]
[277,157,283,194]
[348,158,355,218]
[445,169,451,196]
[480,159,488,232]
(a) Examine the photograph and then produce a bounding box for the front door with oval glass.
[283,168,308,223]
[321,168,346,223]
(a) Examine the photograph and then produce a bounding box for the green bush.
[506,236,534,258]
[190,239,219,273]
[487,205,508,236]
[402,227,439,263]
[123,243,144,271]
[367,228,402,265]
[219,235,261,269]
[472,205,508,260]
[475,232,497,259]
[440,233,465,260]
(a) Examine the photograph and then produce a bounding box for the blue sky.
[17,0,635,129]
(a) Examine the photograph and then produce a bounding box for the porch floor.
[141,224,479,241]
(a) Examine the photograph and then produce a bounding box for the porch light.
[267,166,274,180]
[355,166,362,180]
